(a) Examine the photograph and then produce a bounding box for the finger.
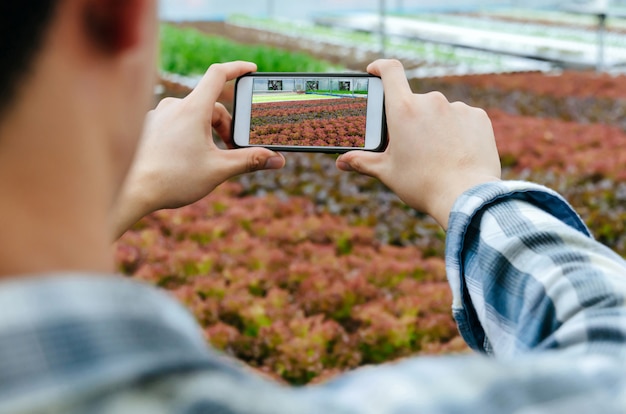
[367,59,412,100]
[336,150,386,179]
[188,61,257,111]
[212,103,234,148]
[214,147,286,181]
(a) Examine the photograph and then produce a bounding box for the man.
[0,1,625,413]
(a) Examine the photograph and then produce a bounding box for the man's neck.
[0,69,115,277]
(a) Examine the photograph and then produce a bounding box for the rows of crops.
[250,98,367,147]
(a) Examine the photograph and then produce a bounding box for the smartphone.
[232,73,386,153]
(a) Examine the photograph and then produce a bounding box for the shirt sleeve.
[445,180,626,356]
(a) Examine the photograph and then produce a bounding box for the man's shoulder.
[0,275,296,414]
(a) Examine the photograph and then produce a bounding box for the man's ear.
[83,0,147,54]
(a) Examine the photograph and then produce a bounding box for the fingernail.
[263,156,283,170]
[337,161,353,171]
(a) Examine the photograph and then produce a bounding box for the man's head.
[0,0,158,172]
[0,0,158,123]
[0,0,159,275]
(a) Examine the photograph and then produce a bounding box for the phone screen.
[250,76,370,148]
[233,73,386,153]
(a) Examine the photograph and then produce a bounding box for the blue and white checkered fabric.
[0,181,625,413]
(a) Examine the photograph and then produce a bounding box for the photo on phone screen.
[250,76,369,147]
[233,73,386,153]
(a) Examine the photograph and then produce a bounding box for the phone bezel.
[232,72,387,154]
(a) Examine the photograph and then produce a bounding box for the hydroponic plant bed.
[425,71,626,100]
[411,71,626,129]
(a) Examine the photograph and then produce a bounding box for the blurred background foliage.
[160,24,337,74]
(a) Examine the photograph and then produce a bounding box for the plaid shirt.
[1,181,625,413]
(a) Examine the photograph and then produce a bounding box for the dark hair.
[0,2,58,117]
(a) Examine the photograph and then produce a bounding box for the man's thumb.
[221,148,285,177]
[336,151,384,178]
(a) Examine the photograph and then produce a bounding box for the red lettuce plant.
[116,183,466,384]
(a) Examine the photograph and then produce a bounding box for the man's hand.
[111,61,285,239]
[336,59,501,229]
